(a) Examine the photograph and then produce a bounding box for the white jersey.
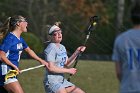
[44,43,74,93]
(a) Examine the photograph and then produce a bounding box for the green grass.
[18,59,119,93]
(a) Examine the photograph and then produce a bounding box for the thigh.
[56,88,67,93]
[65,86,85,93]
[4,81,24,93]
[0,86,8,93]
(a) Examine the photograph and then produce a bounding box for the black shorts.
[0,86,8,93]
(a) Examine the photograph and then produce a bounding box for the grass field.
[18,59,119,93]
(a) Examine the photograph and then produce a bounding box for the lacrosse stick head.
[88,16,99,31]
[90,16,99,25]
[5,70,18,81]
[85,16,99,35]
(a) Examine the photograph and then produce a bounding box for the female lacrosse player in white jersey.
[44,24,86,93]
[0,15,48,93]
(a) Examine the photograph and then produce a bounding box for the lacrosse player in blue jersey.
[44,24,86,93]
[112,4,140,93]
[0,15,48,93]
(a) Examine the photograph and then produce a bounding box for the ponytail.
[0,17,11,40]
[54,21,61,27]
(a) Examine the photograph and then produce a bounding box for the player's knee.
[72,87,85,93]
[57,88,67,93]
[7,86,24,93]
[9,88,23,93]
[76,89,85,93]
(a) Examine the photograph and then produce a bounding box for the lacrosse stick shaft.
[67,35,89,81]
[71,32,90,69]
[20,65,45,73]
[68,16,98,81]
[67,54,81,81]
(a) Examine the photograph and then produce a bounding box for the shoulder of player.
[45,43,56,51]
[4,33,15,41]
[115,30,130,41]
[59,44,66,49]
[114,30,135,46]
[48,43,56,48]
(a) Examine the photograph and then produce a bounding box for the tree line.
[0,0,138,54]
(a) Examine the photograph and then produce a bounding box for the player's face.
[19,18,28,32]
[52,30,62,43]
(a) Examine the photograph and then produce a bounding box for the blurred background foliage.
[0,0,137,55]
[21,32,43,53]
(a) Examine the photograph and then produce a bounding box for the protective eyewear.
[52,31,62,36]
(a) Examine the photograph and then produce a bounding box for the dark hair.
[0,15,25,40]
[131,4,140,25]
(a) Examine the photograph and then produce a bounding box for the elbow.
[48,67,54,72]
[0,55,5,62]
[65,60,71,67]
[116,72,121,82]
[47,65,55,72]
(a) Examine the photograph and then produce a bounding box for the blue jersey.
[112,29,140,93]
[0,32,28,86]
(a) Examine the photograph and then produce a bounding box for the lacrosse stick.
[20,64,45,73]
[5,70,18,81]
[5,64,45,81]
[67,16,99,81]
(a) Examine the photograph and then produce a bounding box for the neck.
[133,24,140,29]
[12,29,22,38]
[54,43,60,47]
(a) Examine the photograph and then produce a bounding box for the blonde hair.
[0,15,25,40]
[54,21,61,27]
[0,17,11,40]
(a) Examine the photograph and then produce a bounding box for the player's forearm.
[0,51,16,68]
[28,50,40,60]
[116,73,121,82]
[25,48,45,64]
[48,64,70,74]
[115,62,122,82]
[66,50,80,67]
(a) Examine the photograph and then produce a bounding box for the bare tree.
[116,0,125,35]
[25,0,49,42]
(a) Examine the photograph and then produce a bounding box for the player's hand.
[13,65,20,74]
[68,68,77,75]
[77,46,86,52]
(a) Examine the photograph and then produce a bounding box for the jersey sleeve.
[0,38,13,53]
[112,38,121,62]
[44,44,56,62]
[21,37,28,49]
